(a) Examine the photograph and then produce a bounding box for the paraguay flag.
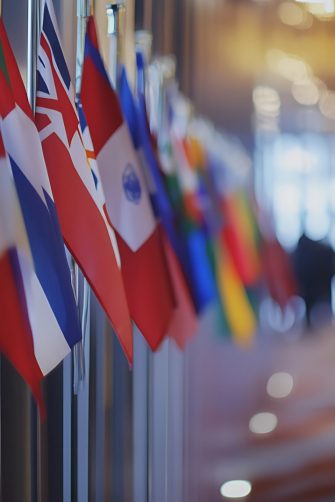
[122,56,199,348]
[36,0,133,362]
[0,19,81,375]
[80,17,175,351]
[0,130,44,415]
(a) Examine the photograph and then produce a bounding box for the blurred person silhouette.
[292,234,335,328]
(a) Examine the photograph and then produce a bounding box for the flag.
[216,237,256,346]
[168,125,218,312]
[123,55,200,346]
[221,192,261,287]
[0,20,81,376]
[80,17,175,351]
[36,0,133,361]
[262,237,297,310]
[0,131,44,416]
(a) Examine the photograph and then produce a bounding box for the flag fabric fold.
[0,19,81,376]
[81,17,175,351]
[0,130,45,416]
[123,55,200,347]
[36,0,133,361]
[216,237,256,346]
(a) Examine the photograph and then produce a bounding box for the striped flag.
[0,131,44,415]
[81,17,175,351]
[0,20,81,376]
[221,192,261,287]
[216,238,256,346]
[36,0,133,361]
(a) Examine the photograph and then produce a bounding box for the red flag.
[222,193,261,287]
[35,1,132,361]
[262,237,297,310]
[162,234,199,349]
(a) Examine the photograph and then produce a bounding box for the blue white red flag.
[0,20,81,375]
[0,129,45,415]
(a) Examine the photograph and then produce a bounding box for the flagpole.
[105,3,136,497]
[0,0,1,466]
[76,0,91,94]
[27,0,41,111]
[72,0,92,394]
[27,2,42,501]
[106,0,126,90]
[133,28,155,502]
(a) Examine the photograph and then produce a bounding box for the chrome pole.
[73,0,92,394]
[134,27,154,502]
[106,0,126,90]
[76,0,91,94]
[105,5,136,499]
[27,0,41,110]
[27,3,43,501]
[135,29,152,65]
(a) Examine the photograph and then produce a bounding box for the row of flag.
[0,0,297,416]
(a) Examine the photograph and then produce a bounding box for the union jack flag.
[36,0,133,362]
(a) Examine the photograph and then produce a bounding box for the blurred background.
[2,0,335,501]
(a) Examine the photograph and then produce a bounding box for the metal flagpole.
[72,0,92,396]
[105,4,135,499]
[73,5,92,501]
[27,0,41,111]
[133,28,154,502]
[27,2,44,501]
[0,5,2,499]
[76,0,91,94]
[106,0,126,90]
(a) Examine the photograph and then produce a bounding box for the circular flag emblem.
[122,163,142,204]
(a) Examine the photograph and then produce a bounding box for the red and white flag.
[81,17,175,351]
[36,0,133,361]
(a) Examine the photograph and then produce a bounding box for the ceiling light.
[292,77,321,105]
[249,412,278,434]
[253,86,281,117]
[295,0,335,18]
[220,480,252,499]
[267,372,294,398]
[278,2,308,26]
[266,50,311,82]
[319,90,335,119]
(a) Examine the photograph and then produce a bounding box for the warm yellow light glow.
[220,480,252,499]
[307,1,334,17]
[291,77,321,105]
[278,2,310,26]
[249,412,278,434]
[295,0,335,18]
[295,0,328,4]
[266,50,311,82]
[267,372,294,398]
[319,90,335,119]
[253,86,281,117]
